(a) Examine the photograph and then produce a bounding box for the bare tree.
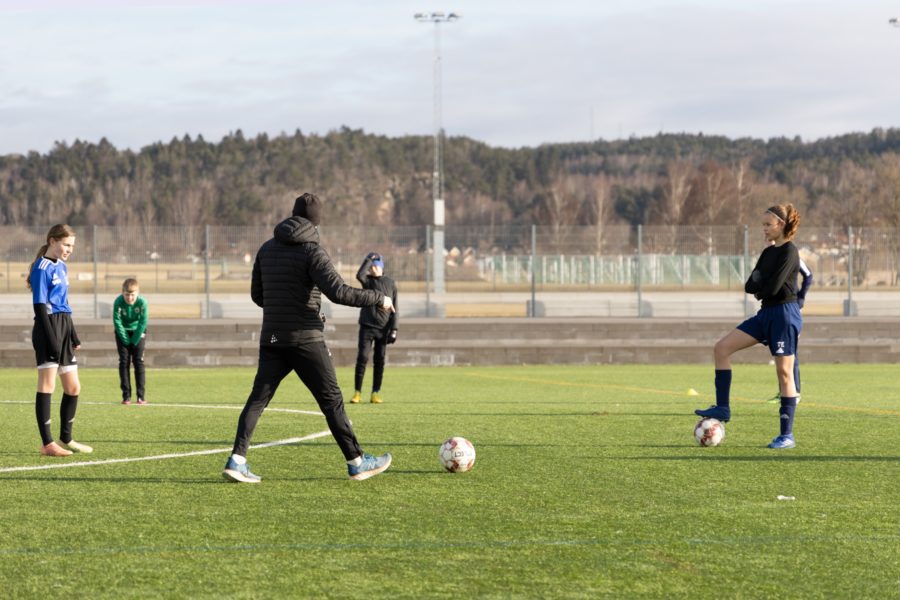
[874,153,900,284]
[656,161,694,226]
[731,158,754,225]
[585,173,613,253]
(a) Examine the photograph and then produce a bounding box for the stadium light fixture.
[414,11,462,296]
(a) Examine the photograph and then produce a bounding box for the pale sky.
[1,0,899,155]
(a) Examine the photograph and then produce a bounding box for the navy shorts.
[737,302,802,357]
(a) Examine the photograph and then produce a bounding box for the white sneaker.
[64,440,94,453]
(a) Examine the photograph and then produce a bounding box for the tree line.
[2,127,900,231]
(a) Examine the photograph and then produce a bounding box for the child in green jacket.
[113,278,148,405]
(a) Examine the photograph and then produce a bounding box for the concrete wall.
[2,317,898,368]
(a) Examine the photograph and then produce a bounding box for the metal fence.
[2,224,897,317]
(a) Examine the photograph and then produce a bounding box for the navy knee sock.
[35,392,53,445]
[780,397,798,436]
[715,370,732,408]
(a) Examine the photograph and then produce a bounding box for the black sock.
[35,392,53,445]
[60,393,78,444]
[714,369,732,408]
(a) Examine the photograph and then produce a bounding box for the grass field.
[1,364,898,599]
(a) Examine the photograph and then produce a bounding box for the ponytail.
[26,245,49,291]
[782,204,800,240]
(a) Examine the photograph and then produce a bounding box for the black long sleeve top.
[744,241,800,308]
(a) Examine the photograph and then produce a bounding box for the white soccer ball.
[694,418,725,447]
[439,436,476,472]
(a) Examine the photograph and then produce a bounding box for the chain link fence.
[2,224,897,317]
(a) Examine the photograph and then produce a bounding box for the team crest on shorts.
[776,341,785,354]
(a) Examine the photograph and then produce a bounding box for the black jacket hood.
[274,216,319,245]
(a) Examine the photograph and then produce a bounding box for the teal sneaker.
[348,452,392,481]
[767,435,796,449]
[223,457,261,483]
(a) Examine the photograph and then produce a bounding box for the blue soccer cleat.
[348,452,392,481]
[223,457,261,483]
[694,405,731,422]
[767,435,796,449]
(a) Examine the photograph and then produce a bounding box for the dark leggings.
[354,326,387,392]
[116,335,146,399]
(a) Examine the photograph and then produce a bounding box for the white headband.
[766,209,785,223]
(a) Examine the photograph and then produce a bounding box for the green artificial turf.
[1,364,898,598]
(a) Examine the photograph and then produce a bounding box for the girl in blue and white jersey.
[28,224,92,457]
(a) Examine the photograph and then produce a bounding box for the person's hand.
[380,296,395,313]
[387,329,398,344]
[797,296,805,309]
[750,270,761,283]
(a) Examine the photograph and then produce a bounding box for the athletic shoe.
[694,405,731,422]
[350,391,361,404]
[766,393,780,404]
[122,398,132,405]
[370,392,383,404]
[348,452,392,481]
[137,398,147,405]
[63,440,93,453]
[222,457,261,483]
[767,435,796,449]
[40,441,73,457]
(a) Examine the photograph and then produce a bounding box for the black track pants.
[232,342,363,461]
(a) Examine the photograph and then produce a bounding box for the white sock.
[230,454,247,465]
[348,456,362,467]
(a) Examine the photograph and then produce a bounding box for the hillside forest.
[2,127,900,231]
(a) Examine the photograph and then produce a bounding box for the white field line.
[0,400,330,474]
[0,400,322,416]
[0,431,332,474]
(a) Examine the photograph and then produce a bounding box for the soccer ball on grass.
[439,436,476,472]
[694,418,725,447]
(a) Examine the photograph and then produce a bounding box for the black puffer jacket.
[251,216,384,345]
[356,256,398,332]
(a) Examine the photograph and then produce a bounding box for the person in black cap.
[350,252,398,404]
[223,193,395,483]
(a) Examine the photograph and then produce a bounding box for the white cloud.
[1,0,899,154]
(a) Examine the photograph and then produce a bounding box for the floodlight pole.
[415,11,460,295]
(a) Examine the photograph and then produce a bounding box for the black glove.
[387,329,398,344]
[366,252,381,261]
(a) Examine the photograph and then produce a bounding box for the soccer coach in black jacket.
[223,193,395,483]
